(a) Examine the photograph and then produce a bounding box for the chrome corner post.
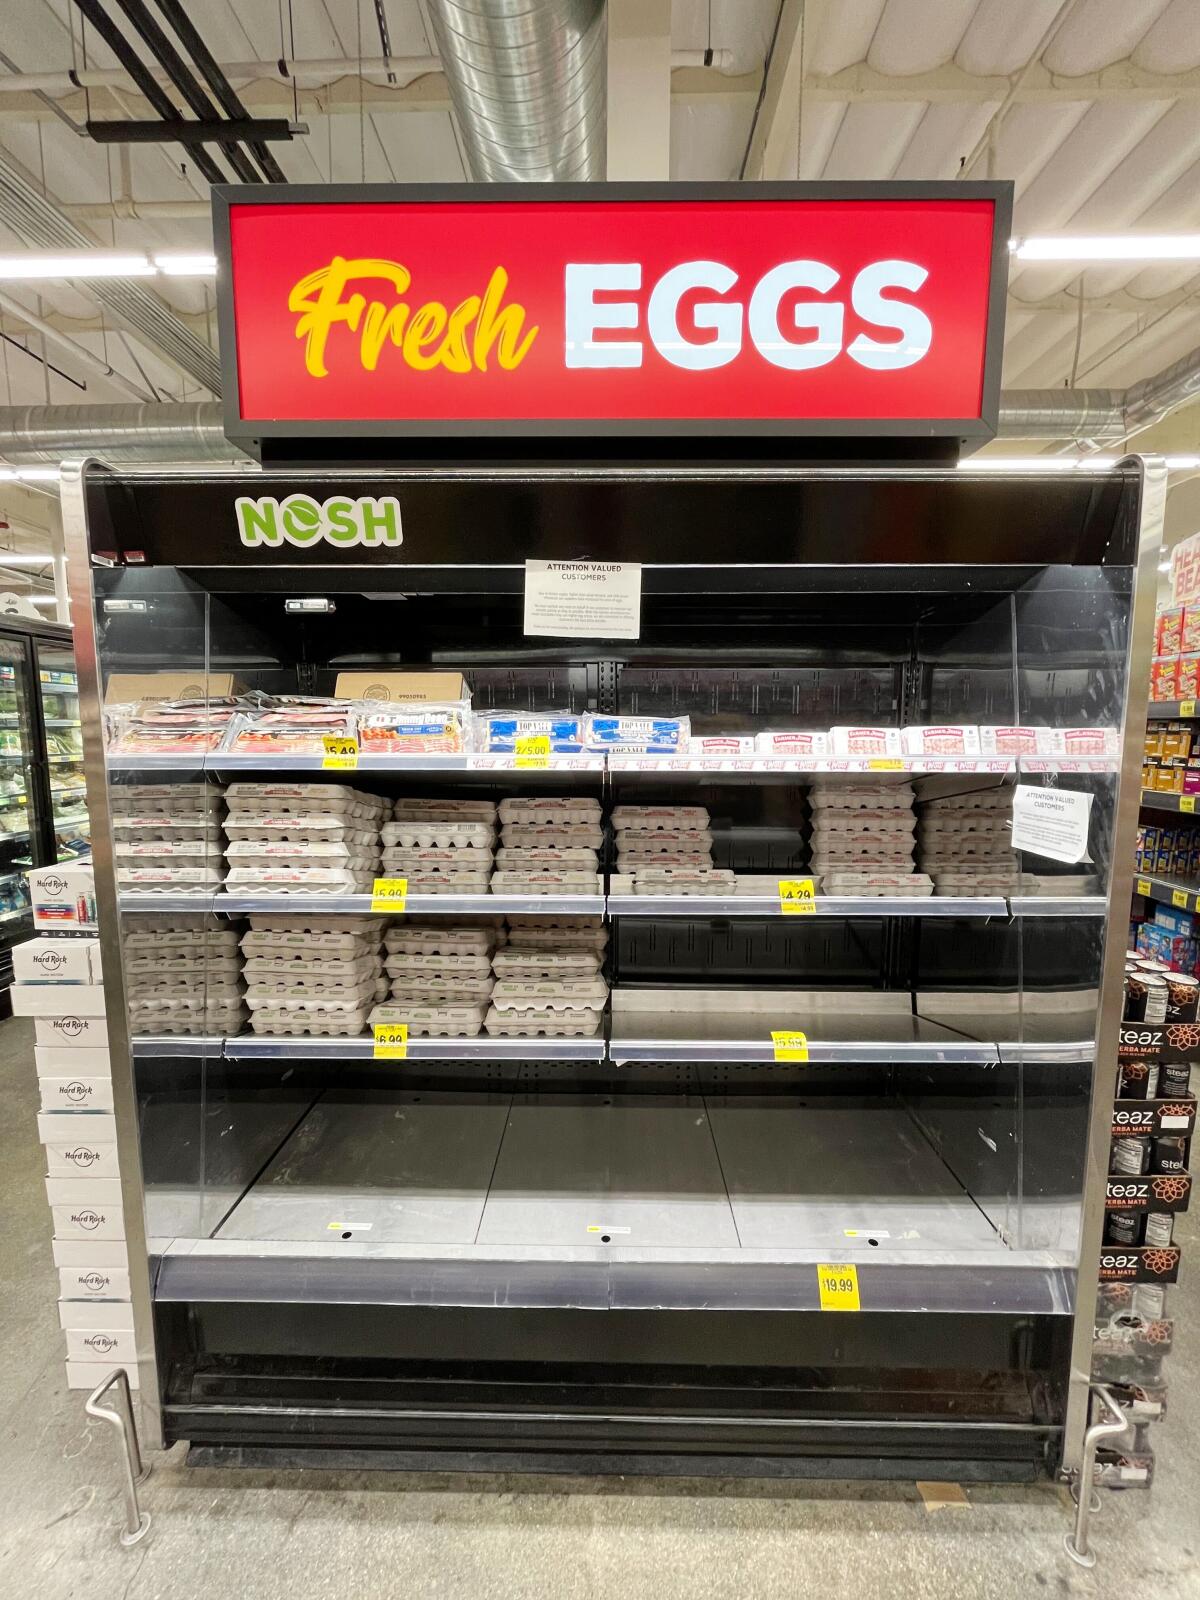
[85,1367,152,1547]
[59,457,165,1447]
[1060,455,1167,1477]
[1064,1385,1129,1568]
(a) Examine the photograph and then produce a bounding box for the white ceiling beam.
[806,58,1200,106]
[741,0,806,180]
[607,0,672,180]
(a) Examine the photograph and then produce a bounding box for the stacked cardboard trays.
[919,787,1021,894]
[110,782,226,897]
[381,798,497,894]
[370,917,503,1037]
[809,781,934,897]
[223,782,386,894]
[612,804,734,896]
[491,798,603,896]
[486,915,608,1038]
[123,915,245,1037]
[242,915,387,1035]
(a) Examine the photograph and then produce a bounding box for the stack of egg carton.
[808,781,933,897]
[110,782,226,898]
[491,797,603,896]
[487,915,608,1038]
[614,805,734,896]
[918,788,1020,894]
[242,914,386,1035]
[381,798,496,893]
[122,914,244,1038]
[371,918,501,1038]
[223,782,386,894]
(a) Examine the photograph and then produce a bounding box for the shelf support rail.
[84,1368,152,1547]
[1063,1385,1128,1568]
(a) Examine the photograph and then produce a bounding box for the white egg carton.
[385,950,493,979]
[246,975,382,1007]
[126,952,241,978]
[500,825,604,850]
[920,842,1018,864]
[225,868,376,893]
[494,846,599,869]
[226,783,386,816]
[248,914,385,936]
[506,924,607,950]
[490,871,602,895]
[919,814,1010,837]
[379,847,495,873]
[226,839,380,863]
[388,978,494,1005]
[111,785,223,814]
[498,797,601,826]
[249,1005,373,1037]
[630,867,736,894]
[369,1001,487,1037]
[611,805,710,832]
[381,820,496,850]
[243,952,382,979]
[1026,874,1097,895]
[484,1007,603,1038]
[402,872,494,895]
[809,784,916,811]
[110,816,225,840]
[931,872,1022,893]
[492,948,603,979]
[116,867,226,888]
[820,871,932,894]
[122,926,239,951]
[114,838,223,860]
[812,810,915,834]
[490,977,608,1012]
[242,930,379,958]
[922,789,1012,815]
[618,855,717,875]
[392,798,497,821]
[385,926,497,957]
[225,818,380,845]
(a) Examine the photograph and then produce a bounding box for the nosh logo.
[236,494,403,550]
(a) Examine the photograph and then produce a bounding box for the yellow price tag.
[771,1030,809,1061]
[371,876,408,914]
[868,758,904,771]
[1182,796,1196,814]
[322,734,359,771]
[817,1262,861,1312]
[373,1022,408,1059]
[778,877,816,915]
[1136,878,1152,898]
[514,734,551,768]
[1181,700,1196,719]
[1174,889,1190,909]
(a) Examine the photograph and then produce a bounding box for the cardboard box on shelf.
[39,1076,115,1114]
[52,1237,128,1270]
[50,1200,124,1241]
[1181,656,1200,702]
[333,671,467,704]
[26,861,96,933]
[1156,608,1184,657]
[1151,658,1180,702]
[62,1326,137,1364]
[44,1138,119,1180]
[45,1176,122,1209]
[11,936,99,985]
[104,671,242,704]
[34,1015,108,1048]
[38,1110,116,1144]
[1182,606,1200,655]
[58,1299,133,1331]
[65,1361,138,1391]
[35,1045,110,1074]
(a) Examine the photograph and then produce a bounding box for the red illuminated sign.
[213,183,1010,442]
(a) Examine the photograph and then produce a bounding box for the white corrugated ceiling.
[0,0,1195,416]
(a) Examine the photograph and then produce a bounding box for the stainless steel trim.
[1008,897,1106,919]
[60,456,165,1447]
[219,1035,605,1062]
[84,1368,151,1547]
[1061,454,1166,1477]
[607,894,1009,918]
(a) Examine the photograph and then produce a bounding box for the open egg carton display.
[121,913,245,1037]
[370,916,503,1037]
[382,798,497,893]
[242,914,387,1035]
[917,785,1097,897]
[608,805,734,897]
[222,782,388,894]
[110,782,227,896]
[486,915,608,1037]
[807,781,933,898]
[491,798,603,896]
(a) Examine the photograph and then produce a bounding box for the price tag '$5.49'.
[322,733,359,771]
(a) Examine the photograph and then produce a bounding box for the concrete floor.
[0,1012,1197,1599]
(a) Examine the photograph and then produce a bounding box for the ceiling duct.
[1000,342,1200,441]
[423,0,605,181]
[0,149,222,395]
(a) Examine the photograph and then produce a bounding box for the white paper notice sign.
[523,561,642,639]
[1011,784,1093,864]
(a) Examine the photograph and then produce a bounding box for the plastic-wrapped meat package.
[106,699,239,756]
[224,698,360,756]
[357,701,470,754]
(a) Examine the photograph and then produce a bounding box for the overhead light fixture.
[961,457,1117,472]
[0,554,53,565]
[0,251,216,281]
[0,467,60,483]
[1011,234,1200,262]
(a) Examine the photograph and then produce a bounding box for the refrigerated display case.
[0,616,87,999]
[63,457,1161,1482]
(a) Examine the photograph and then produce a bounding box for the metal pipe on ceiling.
[423,0,607,181]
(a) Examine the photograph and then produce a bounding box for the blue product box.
[481,713,584,753]
[584,715,689,753]
[1153,905,1194,937]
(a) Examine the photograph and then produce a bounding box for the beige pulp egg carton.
[614,831,713,858]
[808,783,916,811]
[224,817,380,844]
[385,925,497,956]
[392,798,497,821]
[242,929,379,958]
[492,947,602,979]
[380,847,495,873]
[387,976,495,1004]
[370,1000,487,1037]
[122,926,239,951]
[381,819,496,850]
[611,805,710,832]
[225,868,377,893]
[225,782,386,817]
[505,923,607,950]
[484,1006,604,1038]
[498,797,601,826]
[385,949,492,979]
[820,871,933,895]
[493,846,599,869]
[401,871,493,894]
[490,977,608,1012]
[116,867,226,889]
[248,1000,373,1036]
[630,867,736,894]
[248,913,384,935]
[490,871,602,895]
[110,785,223,814]
[110,815,224,839]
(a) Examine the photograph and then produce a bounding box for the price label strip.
[322,733,359,771]
[778,877,816,916]
[1136,877,1152,898]
[1174,888,1191,909]
[1180,700,1196,719]
[371,876,408,914]
[868,758,904,771]
[817,1262,861,1312]
[373,1022,408,1060]
[771,1029,809,1062]
[514,734,551,769]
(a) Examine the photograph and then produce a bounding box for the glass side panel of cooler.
[35,642,89,861]
[0,632,37,980]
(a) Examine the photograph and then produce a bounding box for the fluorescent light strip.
[0,252,216,280]
[0,468,60,483]
[0,554,53,566]
[1012,234,1200,262]
[965,456,1200,472]
[153,253,217,275]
